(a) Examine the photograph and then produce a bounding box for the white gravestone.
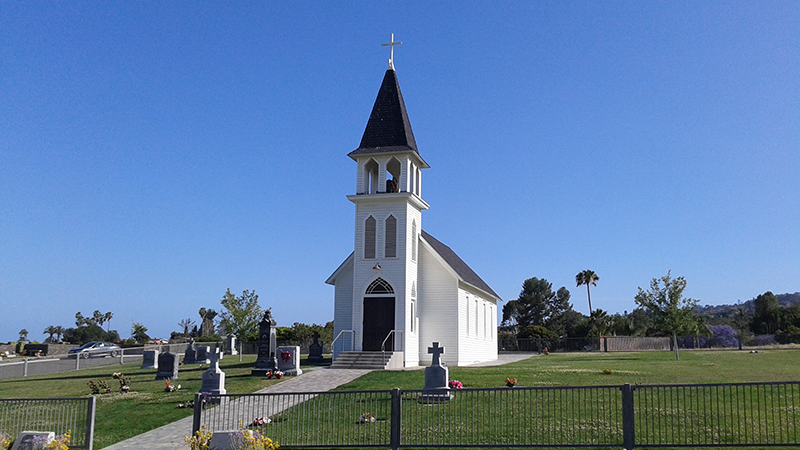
[227,335,238,355]
[141,349,159,369]
[421,342,452,402]
[276,346,303,376]
[11,431,54,450]
[200,348,226,397]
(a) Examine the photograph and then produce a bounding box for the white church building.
[326,52,500,368]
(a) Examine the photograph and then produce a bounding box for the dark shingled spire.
[349,68,418,156]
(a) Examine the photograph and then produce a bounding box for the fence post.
[192,393,203,435]
[390,388,401,450]
[85,396,96,450]
[23,358,28,377]
[621,383,635,450]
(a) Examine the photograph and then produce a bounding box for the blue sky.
[1,2,798,343]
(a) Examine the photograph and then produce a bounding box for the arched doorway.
[363,277,395,351]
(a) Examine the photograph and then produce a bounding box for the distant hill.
[696,292,800,323]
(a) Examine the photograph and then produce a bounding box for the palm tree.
[575,270,600,315]
[53,326,64,343]
[43,325,57,343]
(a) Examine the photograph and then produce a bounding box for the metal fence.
[0,397,96,450]
[192,381,800,449]
[0,343,193,381]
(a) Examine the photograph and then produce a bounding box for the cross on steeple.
[381,33,402,70]
[428,342,445,367]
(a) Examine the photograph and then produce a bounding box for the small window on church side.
[411,220,417,262]
[364,216,376,259]
[466,294,471,336]
[385,216,397,257]
[410,300,416,333]
[475,299,479,338]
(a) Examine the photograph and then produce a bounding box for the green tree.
[131,322,150,343]
[575,270,599,315]
[53,325,64,343]
[634,271,700,360]
[198,307,218,337]
[18,329,29,342]
[178,318,195,336]
[505,277,572,337]
[218,289,263,340]
[43,325,58,343]
[750,291,781,334]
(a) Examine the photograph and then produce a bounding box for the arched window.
[363,159,379,194]
[411,220,417,262]
[385,215,397,257]
[366,277,394,294]
[364,216,376,259]
[386,157,401,193]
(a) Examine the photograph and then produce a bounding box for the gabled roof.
[325,232,499,301]
[421,231,500,300]
[349,68,418,157]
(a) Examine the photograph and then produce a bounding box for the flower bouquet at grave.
[542,348,549,355]
[251,417,271,426]
[112,372,122,379]
[602,369,612,375]
[359,413,377,423]
[177,400,195,409]
[43,431,71,450]
[184,425,212,450]
[280,350,291,363]
[265,370,283,379]
[0,432,11,450]
[505,377,517,388]
[448,379,463,389]
[118,375,131,393]
[88,380,111,395]
[164,379,181,392]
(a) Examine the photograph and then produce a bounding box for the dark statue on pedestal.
[251,309,278,376]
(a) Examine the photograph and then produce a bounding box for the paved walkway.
[102,367,371,450]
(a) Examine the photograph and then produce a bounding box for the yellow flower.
[184,426,212,450]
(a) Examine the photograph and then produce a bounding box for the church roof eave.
[326,252,354,285]
[347,146,430,168]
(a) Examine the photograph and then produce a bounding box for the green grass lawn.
[0,355,289,448]
[338,349,800,390]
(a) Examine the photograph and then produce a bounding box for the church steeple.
[349,68,419,157]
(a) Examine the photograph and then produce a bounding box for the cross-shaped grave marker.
[428,342,445,367]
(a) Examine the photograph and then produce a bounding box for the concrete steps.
[331,351,398,370]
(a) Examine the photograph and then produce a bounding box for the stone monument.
[140,349,159,369]
[196,345,211,364]
[421,342,452,402]
[155,352,179,380]
[11,431,55,450]
[183,339,199,365]
[200,347,226,398]
[307,331,324,364]
[227,334,238,355]
[251,309,278,376]
[276,346,303,376]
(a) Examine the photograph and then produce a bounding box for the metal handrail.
[331,330,354,357]
[381,330,403,364]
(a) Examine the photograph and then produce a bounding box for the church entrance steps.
[331,351,402,370]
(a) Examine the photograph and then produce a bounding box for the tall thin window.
[475,299,479,338]
[385,216,397,257]
[364,216,376,259]
[466,295,471,336]
[411,281,417,333]
[411,220,417,262]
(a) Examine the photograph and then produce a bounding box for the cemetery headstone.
[183,340,199,365]
[141,349,159,369]
[227,335,238,355]
[200,348,226,399]
[251,309,278,376]
[276,346,303,376]
[307,332,324,364]
[11,431,54,450]
[155,352,179,380]
[421,342,452,402]
[196,346,211,364]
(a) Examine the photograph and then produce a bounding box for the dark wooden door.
[363,297,395,351]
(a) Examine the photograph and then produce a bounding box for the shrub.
[707,325,739,348]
